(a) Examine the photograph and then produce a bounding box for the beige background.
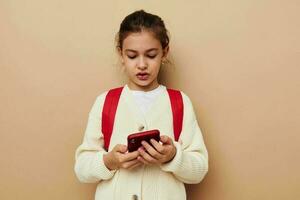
[1,0,299,199]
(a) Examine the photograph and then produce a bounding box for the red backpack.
[101,87,183,151]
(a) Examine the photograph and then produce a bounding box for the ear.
[162,46,169,60]
[117,46,125,64]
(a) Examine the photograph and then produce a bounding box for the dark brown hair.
[116,10,170,50]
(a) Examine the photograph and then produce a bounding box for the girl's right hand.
[103,144,141,170]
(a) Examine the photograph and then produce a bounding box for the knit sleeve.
[74,91,116,183]
[160,92,209,184]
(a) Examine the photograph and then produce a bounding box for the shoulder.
[93,90,108,106]
[166,87,193,106]
[94,86,124,103]
[167,88,198,124]
[166,88,196,120]
[89,86,124,114]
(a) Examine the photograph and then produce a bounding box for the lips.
[136,72,150,81]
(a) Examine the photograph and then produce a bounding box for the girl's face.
[119,30,169,91]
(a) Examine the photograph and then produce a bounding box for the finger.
[115,144,128,153]
[141,141,163,160]
[121,159,140,169]
[137,156,150,165]
[160,135,173,145]
[138,146,159,164]
[120,150,140,162]
[150,139,164,153]
[128,161,143,170]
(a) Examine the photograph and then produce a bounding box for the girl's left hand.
[137,135,176,165]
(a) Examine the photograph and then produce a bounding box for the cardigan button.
[132,194,138,200]
[138,125,144,131]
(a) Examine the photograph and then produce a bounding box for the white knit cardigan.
[74,84,209,200]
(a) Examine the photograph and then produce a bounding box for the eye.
[127,55,136,59]
[147,55,157,59]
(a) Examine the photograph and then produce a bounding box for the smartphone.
[127,129,160,152]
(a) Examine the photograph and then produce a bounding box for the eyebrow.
[124,48,159,53]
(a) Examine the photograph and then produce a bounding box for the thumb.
[160,135,172,145]
[114,144,128,153]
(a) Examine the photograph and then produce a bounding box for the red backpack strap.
[101,87,124,151]
[167,89,184,141]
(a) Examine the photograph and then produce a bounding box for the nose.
[137,56,147,70]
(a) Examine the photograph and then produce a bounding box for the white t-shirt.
[129,85,166,116]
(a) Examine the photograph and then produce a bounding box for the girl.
[74,10,208,200]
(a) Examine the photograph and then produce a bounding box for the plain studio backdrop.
[0,0,299,199]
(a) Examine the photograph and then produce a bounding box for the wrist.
[164,146,177,164]
[103,152,116,170]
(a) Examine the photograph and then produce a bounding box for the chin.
[131,77,157,90]
[137,80,153,87]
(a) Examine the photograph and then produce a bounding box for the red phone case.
[127,129,160,152]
